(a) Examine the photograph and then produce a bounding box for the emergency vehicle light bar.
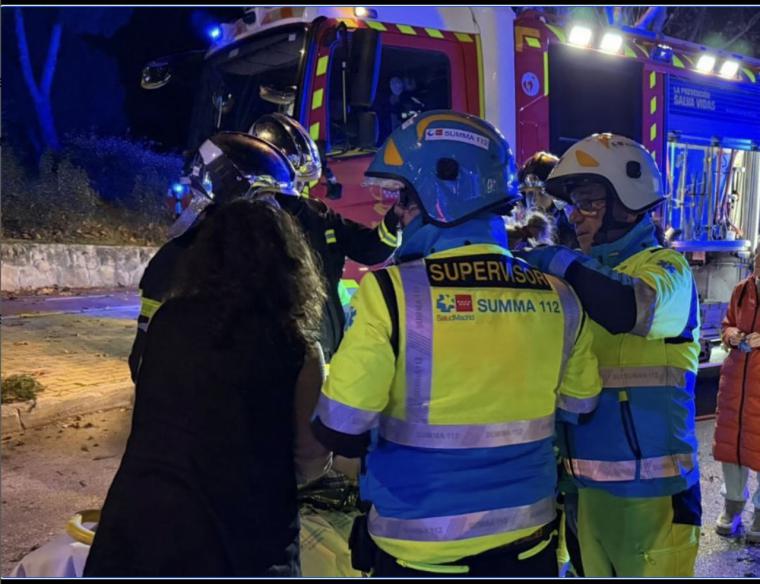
[354,7,378,19]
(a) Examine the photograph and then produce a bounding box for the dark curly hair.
[169,199,326,348]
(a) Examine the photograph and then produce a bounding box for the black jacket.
[127,225,200,381]
[86,299,305,576]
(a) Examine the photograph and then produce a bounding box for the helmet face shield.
[361,176,404,207]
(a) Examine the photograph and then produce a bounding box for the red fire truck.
[144,6,760,361]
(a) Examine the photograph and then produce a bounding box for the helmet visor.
[361,176,404,206]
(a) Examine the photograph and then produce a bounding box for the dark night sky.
[2,7,241,154]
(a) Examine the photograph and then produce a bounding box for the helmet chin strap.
[592,192,639,246]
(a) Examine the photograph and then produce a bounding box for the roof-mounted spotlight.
[600,31,623,54]
[719,60,740,79]
[696,54,716,74]
[568,24,593,48]
[651,44,673,64]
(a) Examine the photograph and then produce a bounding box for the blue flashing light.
[651,44,673,64]
[171,182,187,195]
[207,26,222,41]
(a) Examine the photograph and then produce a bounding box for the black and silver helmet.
[249,113,322,190]
[192,131,299,204]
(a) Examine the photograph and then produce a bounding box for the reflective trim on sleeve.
[379,413,555,449]
[368,496,555,542]
[140,297,162,320]
[599,366,692,388]
[556,393,599,414]
[399,261,434,423]
[546,248,579,278]
[325,228,337,244]
[630,278,657,337]
[377,218,399,248]
[546,275,581,387]
[564,452,697,482]
[314,393,379,435]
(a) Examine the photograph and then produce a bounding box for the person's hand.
[746,332,760,349]
[725,327,744,347]
[516,245,582,278]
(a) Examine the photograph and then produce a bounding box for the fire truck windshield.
[186,25,306,152]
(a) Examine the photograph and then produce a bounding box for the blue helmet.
[363,110,519,226]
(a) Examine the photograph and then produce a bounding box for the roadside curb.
[1,383,133,436]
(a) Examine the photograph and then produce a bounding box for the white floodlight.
[696,54,716,74]
[719,60,740,79]
[600,32,623,54]
[568,25,593,48]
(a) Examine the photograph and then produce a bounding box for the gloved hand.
[515,245,585,278]
[383,204,400,231]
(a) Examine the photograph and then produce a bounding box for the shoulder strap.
[373,270,399,360]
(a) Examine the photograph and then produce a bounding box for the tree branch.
[14,8,41,102]
[719,11,760,51]
[41,22,63,97]
[689,8,706,42]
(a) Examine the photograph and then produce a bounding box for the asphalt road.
[1,289,140,320]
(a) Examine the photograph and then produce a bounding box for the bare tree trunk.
[689,8,707,42]
[15,8,62,152]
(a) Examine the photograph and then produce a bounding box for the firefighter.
[127,132,301,381]
[517,151,577,249]
[311,110,602,577]
[518,133,702,577]
[249,113,400,362]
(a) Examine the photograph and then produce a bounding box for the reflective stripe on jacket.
[560,229,701,498]
[315,243,601,563]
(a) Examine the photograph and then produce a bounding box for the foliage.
[1,136,181,246]
[1,374,45,404]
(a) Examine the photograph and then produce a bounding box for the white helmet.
[545,133,665,213]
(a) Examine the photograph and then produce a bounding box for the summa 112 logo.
[436,294,476,321]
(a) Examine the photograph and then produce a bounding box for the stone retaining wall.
[1,242,158,292]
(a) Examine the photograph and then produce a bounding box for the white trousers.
[721,462,760,509]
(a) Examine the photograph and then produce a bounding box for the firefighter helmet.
[192,131,299,205]
[363,110,519,226]
[249,113,322,190]
[545,133,665,213]
[518,151,560,191]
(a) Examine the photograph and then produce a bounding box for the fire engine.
[142,6,760,363]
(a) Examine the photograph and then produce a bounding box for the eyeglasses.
[554,197,606,218]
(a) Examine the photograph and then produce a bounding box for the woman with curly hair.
[85,199,331,577]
